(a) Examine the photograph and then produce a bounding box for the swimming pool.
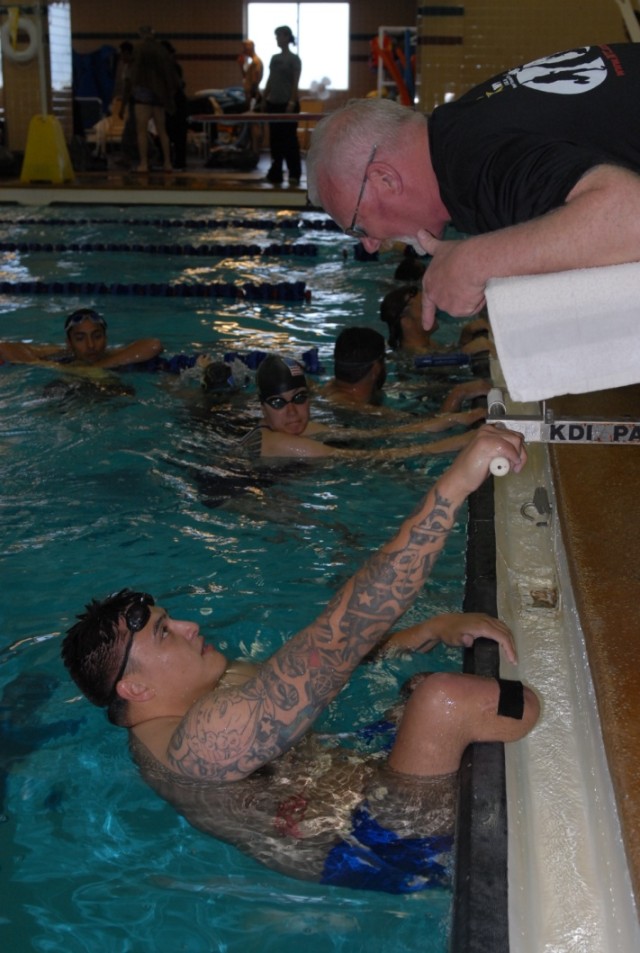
[0,206,476,952]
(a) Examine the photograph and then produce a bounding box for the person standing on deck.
[129,26,179,173]
[238,39,264,110]
[262,25,302,186]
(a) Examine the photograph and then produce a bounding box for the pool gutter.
[450,475,509,952]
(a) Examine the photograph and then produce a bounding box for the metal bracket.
[487,389,640,445]
[521,487,552,526]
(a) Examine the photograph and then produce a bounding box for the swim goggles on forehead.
[121,591,155,633]
[64,308,107,332]
[107,591,155,703]
[262,390,309,410]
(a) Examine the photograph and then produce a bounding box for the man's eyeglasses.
[262,390,309,410]
[107,592,154,703]
[344,144,378,239]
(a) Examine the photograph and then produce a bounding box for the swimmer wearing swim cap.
[240,350,485,460]
[256,354,307,400]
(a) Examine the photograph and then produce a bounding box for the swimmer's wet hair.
[62,589,154,724]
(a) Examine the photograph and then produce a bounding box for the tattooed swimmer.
[62,425,539,894]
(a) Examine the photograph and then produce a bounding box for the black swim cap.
[257,355,306,400]
[334,327,385,383]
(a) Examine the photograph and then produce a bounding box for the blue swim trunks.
[321,802,454,894]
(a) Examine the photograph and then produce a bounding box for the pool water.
[0,206,472,952]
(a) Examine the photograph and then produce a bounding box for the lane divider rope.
[0,279,310,300]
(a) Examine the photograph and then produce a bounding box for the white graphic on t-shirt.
[504,47,608,95]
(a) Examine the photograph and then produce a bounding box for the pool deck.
[0,153,309,208]
[1,156,638,943]
[549,386,640,908]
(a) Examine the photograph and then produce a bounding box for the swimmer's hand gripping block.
[487,388,510,476]
[20,115,75,184]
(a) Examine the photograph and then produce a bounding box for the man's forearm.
[170,482,462,782]
[467,165,640,282]
[319,479,464,666]
[96,338,163,369]
[260,481,462,743]
[423,164,640,320]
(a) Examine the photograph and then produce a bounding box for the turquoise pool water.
[0,206,471,952]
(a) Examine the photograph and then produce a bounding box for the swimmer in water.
[380,286,494,357]
[0,308,163,370]
[62,425,539,893]
[321,326,489,419]
[239,353,486,460]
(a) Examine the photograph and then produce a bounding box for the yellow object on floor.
[20,115,74,183]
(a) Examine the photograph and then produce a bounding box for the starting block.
[20,114,74,184]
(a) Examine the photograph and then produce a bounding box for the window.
[247,3,349,91]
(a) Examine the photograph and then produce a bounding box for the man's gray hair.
[306,98,423,206]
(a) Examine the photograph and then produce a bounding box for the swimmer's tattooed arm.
[168,487,458,782]
[167,425,526,781]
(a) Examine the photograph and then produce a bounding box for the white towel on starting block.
[485,262,640,402]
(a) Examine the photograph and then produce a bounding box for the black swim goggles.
[107,591,155,703]
[262,390,309,410]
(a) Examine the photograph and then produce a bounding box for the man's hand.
[383,612,518,664]
[417,230,487,329]
[433,612,517,663]
[439,423,527,500]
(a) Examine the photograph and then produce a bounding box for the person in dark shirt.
[307,44,640,329]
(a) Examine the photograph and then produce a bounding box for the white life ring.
[1,16,39,64]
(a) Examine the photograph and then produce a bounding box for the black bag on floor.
[205,146,259,171]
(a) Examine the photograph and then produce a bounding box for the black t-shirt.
[428,43,640,234]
